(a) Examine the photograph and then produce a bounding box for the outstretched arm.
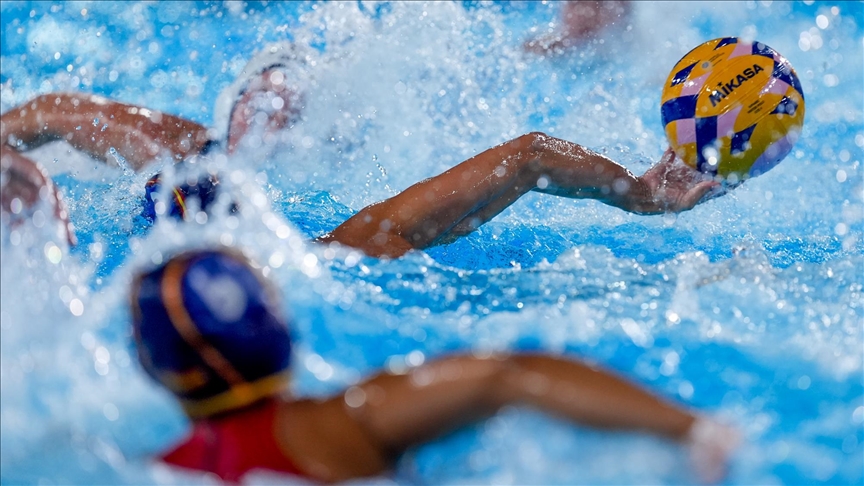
[320,132,716,257]
[279,353,736,482]
[0,93,209,171]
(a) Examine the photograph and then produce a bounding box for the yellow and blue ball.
[661,37,805,180]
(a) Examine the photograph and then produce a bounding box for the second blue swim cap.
[131,250,292,418]
[141,173,227,223]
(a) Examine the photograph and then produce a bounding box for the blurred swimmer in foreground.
[1,42,717,257]
[132,248,739,483]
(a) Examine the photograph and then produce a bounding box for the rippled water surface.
[1,1,862,484]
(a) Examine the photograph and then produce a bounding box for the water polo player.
[0,42,304,242]
[1,42,719,256]
[132,248,738,483]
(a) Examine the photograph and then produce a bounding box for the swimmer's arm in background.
[277,353,737,483]
[0,93,210,171]
[524,1,632,54]
[318,132,716,258]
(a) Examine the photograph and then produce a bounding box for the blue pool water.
[1,1,862,484]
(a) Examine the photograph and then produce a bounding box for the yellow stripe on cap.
[158,366,211,393]
[172,187,187,218]
[180,370,290,418]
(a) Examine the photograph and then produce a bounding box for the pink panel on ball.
[761,77,791,97]
[681,72,710,96]
[676,118,697,145]
[727,42,753,60]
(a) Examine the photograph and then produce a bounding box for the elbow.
[5,92,69,118]
[508,132,554,178]
[30,93,80,112]
[501,132,551,172]
[514,131,550,153]
[28,94,60,113]
[474,356,521,409]
[3,93,52,123]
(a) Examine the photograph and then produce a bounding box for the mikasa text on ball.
[660,37,805,181]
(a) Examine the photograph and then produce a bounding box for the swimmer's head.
[142,172,226,223]
[131,249,292,418]
[212,42,306,153]
[141,152,238,224]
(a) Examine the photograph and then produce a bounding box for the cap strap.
[180,370,290,418]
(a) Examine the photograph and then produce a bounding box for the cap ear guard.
[131,250,292,418]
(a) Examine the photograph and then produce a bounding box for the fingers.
[678,180,720,211]
[654,147,676,170]
[642,148,677,186]
[661,147,676,164]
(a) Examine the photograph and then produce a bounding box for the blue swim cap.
[131,250,292,418]
[142,172,229,223]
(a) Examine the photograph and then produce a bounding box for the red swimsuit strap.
[161,400,305,482]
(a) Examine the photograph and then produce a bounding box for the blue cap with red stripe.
[131,250,292,418]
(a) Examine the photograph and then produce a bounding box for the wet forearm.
[344,356,505,450]
[501,354,695,440]
[1,93,208,170]
[1,95,62,148]
[1,94,115,150]
[344,353,696,454]
[526,133,655,213]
